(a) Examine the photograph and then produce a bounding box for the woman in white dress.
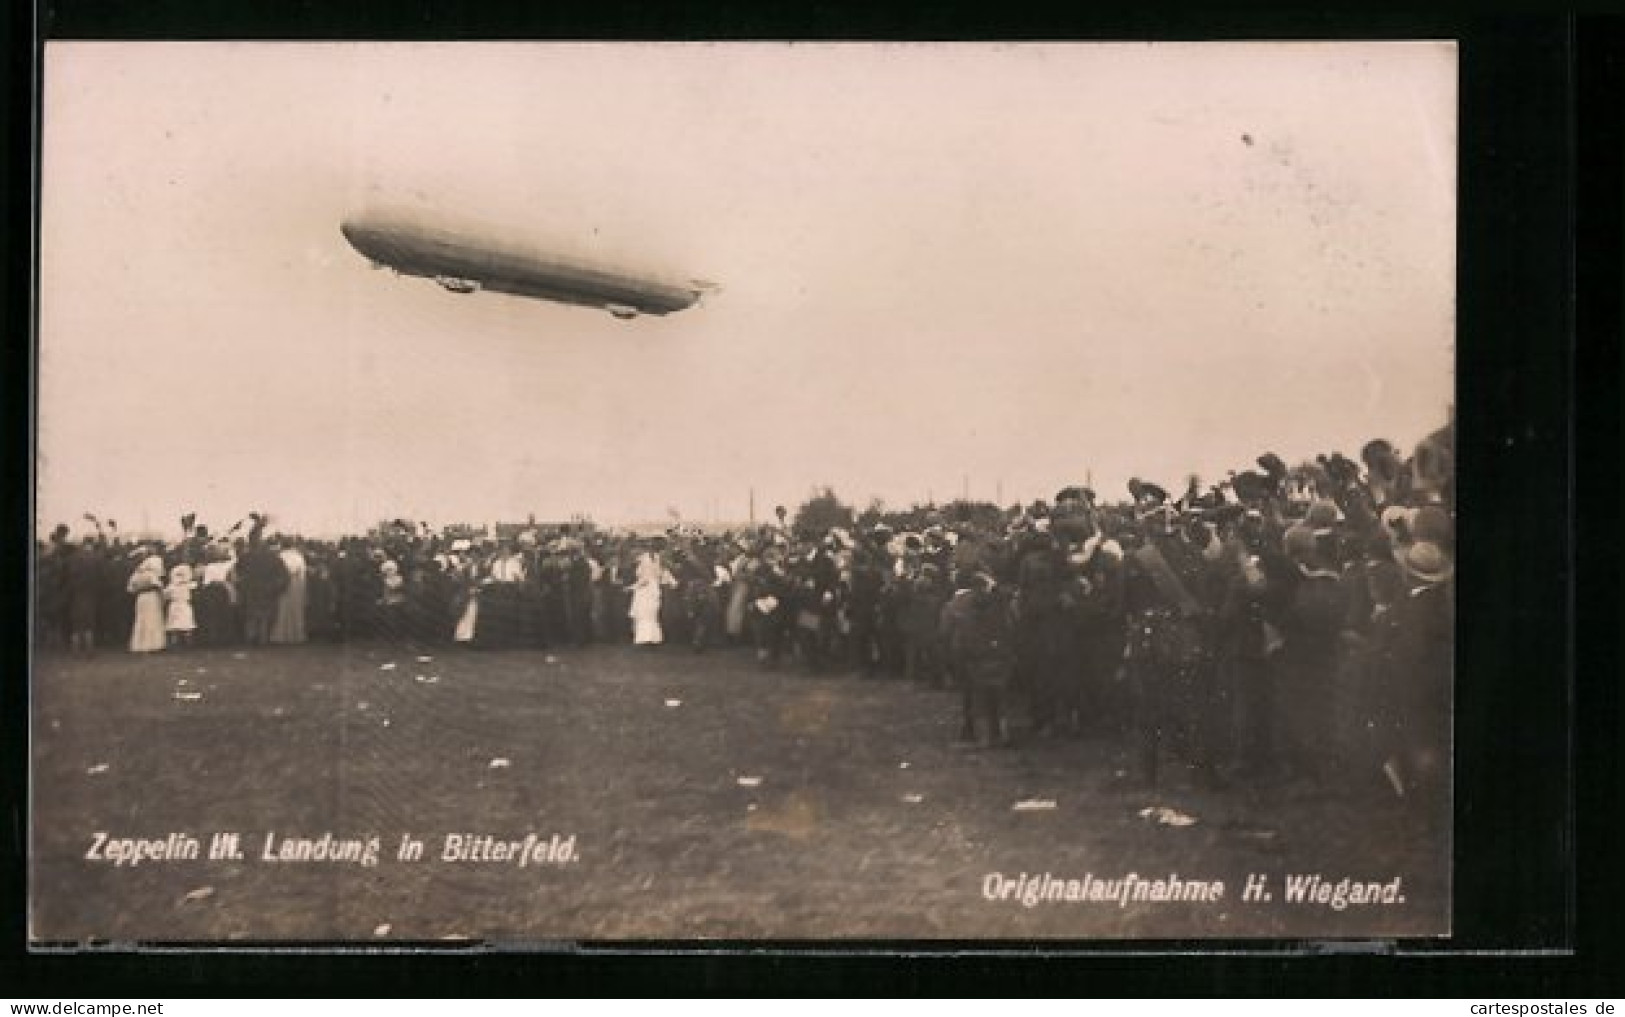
[451,551,480,644]
[628,550,666,646]
[725,550,754,644]
[269,542,308,644]
[126,554,167,653]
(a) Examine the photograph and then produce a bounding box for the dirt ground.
[30,642,1449,944]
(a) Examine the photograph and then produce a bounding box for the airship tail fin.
[690,279,721,306]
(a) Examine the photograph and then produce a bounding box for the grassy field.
[31,642,1448,943]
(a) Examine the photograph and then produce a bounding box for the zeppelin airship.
[339,208,714,319]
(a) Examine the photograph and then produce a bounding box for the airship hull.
[339,210,707,317]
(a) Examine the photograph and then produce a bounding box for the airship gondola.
[339,208,713,319]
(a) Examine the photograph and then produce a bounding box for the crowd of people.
[37,419,1453,800]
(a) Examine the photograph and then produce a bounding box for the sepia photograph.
[31,41,1456,943]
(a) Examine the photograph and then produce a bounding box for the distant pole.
[749,487,755,525]
[962,474,969,502]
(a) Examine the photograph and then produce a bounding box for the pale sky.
[37,42,1456,535]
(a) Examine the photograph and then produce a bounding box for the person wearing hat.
[125,554,168,653]
[1072,533,1127,738]
[96,530,134,650]
[237,536,289,647]
[36,526,74,650]
[785,543,838,673]
[558,540,595,648]
[599,544,632,645]
[1274,510,1346,784]
[1281,522,1318,566]
[1014,524,1073,736]
[1361,439,1409,508]
[899,561,948,686]
[845,544,888,678]
[1213,517,1292,781]
[60,536,102,653]
[873,548,909,678]
[1410,504,1453,555]
[1381,540,1453,804]
[1128,478,1170,515]
[944,568,1016,748]
[304,548,339,643]
[1338,526,1408,791]
[1118,513,1212,788]
[1380,505,1418,548]
[649,543,686,648]
[1256,451,1289,487]
[677,543,723,653]
[398,554,440,647]
[1051,487,1097,545]
[1172,505,1231,781]
[746,545,792,666]
[1228,470,1274,510]
[373,558,410,642]
[578,538,604,642]
[548,540,589,650]
[1305,499,1341,530]
[528,536,562,651]
[922,525,955,576]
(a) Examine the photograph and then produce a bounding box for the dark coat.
[64,546,103,631]
[946,588,1016,689]
[237,546,290,605]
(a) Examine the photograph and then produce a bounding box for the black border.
[5,5,1616,996]
[1571,11,1623,1004]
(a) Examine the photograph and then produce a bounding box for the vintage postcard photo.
[31,41,1456,943]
